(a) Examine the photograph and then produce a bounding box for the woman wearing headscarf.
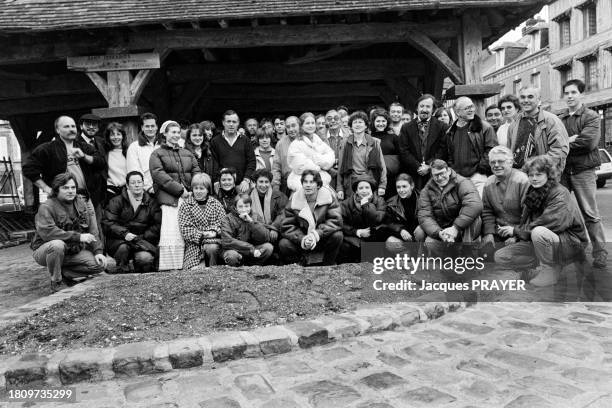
[150,120,201,270]
[286,112,336,192]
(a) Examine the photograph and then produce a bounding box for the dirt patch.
[0,263,428,356]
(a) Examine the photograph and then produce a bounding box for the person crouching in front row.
[32,172,106,291]
[279,170,343,266]
[178,173,226,269]
[384,173,421,254]
[339,175,387,263]
[221,194,274,266]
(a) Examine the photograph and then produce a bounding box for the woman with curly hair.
[494,155,588,286]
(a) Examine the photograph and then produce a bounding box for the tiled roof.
[0,0,544,33]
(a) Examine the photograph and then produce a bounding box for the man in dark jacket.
[103,171,161,273]
[399,94,448,191]
[559,79,607,268]
[23,115,106,207]
[279,170,343,266]
[31,173,106,291]
[211,110,256,193]
[447,97,498,197]
[417,159,483,246]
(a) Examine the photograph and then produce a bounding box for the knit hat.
[351,174,377,194]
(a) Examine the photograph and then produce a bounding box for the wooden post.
[460,10,493,116]
[68,50,169,143]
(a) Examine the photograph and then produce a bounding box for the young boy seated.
[221,193,274,266]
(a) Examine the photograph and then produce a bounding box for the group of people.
[24,79,607,291]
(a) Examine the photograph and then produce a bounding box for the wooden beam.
[403,30,464,84]
[0,94,106,117]
[204,82,384,99]
[168,58,426,84]
[128,21,460,50]
[85,72,110,103]
[67,52,161,72]
[285,44,369,65]
[445,84,503,99]
[0,21,459,65]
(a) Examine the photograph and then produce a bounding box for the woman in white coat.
[286,112,336,192]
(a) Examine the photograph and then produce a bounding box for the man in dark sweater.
[211,110,257,194]
[447,97,498,197]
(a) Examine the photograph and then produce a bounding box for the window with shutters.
[584,57,599,91]
[513,79,522,95]
[530,72,541,89]
[559,17,571,48]
[583,3,597,38]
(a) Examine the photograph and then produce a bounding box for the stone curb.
[2,301,468,389]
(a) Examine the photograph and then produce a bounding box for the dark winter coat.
[102,188,161,255]
[398,117,449,190]
[417,169,482,238]
[447,114,497,176]
[281,186,343,246]
[221,211,271,256]
[23,138,106,206]
[384,193,419,236]
[149,144,201,206]
[341,193,387,239]
[514,183,588,263]
[77,135,108,206]
[559,105,601,173]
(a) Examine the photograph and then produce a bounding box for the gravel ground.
[0,263,429,356]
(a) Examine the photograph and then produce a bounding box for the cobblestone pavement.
[0,244,49,314]
[4,301,609,408]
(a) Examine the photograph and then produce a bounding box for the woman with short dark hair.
[370,108,400,198]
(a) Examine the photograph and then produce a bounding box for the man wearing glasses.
[447,96,498,197]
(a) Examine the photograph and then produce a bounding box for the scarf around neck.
[524,179,554,214]
[250,188,272,223]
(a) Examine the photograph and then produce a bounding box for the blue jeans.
[562,169,607,260]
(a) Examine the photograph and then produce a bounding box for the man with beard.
[24,115,105,208]
[244,117,259,149]
[389,102,405,136]
[272,115,300,194]
[398,94,449,191]
[507,87,569,172]
[31,173,106,291]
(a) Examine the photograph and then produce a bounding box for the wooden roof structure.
[0,0,549,156]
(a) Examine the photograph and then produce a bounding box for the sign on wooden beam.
[67,52,160,72]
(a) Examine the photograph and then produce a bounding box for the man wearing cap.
[78,113,107,235]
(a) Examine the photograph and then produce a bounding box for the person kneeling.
[384,173,421,254]
[279,170,343,266]
[495,155,588,287]
[179,173,225,269]
[417,159,482,255]
[32,173,106,291]
[340,175,387,263]
[103,171,161,273]
[221,194,274,266]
